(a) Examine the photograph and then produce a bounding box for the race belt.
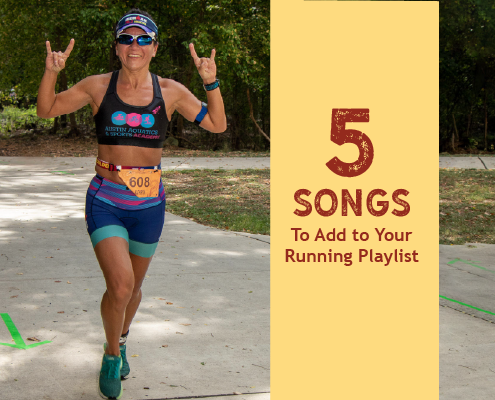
[96,158,161,198]
[96,157,160,172]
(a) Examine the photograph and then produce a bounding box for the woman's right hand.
[45,39,74,73]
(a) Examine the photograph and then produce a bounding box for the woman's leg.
[121,198,165,334]
[121,253,153,335]
[94,236,134,356]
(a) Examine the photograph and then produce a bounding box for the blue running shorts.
[85,175,166,258]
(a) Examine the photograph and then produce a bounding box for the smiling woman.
[36,7,226,400]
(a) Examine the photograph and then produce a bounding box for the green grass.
[162,169,270,235]
[160,149,270,158]
[440,169,495,244]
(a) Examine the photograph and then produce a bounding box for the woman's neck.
[118,67,151,89]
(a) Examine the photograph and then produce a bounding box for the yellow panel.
[272,2,438,399]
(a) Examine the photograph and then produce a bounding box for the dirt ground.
[0,132,267,158]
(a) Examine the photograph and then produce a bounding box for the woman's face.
[115,26,158,71]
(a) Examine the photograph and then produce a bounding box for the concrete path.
[440,244,495,400]
[440,158,495,397]
[0,156,270,174]
[0,157,270,400]
[439,158,495,397]
[439,156,495,169]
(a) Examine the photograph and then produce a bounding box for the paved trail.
[0,157,270,400]
[440,157,495,399]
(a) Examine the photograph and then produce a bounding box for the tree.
[440,0,495,152]
[0,0,270,149]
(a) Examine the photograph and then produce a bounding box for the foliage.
[0,0,269,150]
[0,106,52,136]
[440,0,495,152]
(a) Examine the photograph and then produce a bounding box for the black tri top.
[94,70,168,148]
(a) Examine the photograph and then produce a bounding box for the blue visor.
[116,13,158,39]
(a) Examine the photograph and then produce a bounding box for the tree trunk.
[485,91,488,151]
[69,112,79,136]
[230,111,240,151]
[466,107,472,138]
[52,116,59,135]
[109,42,116,72]
[261,90,269,144]
[247,89,270,142]
[176,114,184,141]
[452,113,459,142]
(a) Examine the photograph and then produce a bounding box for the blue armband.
[194,102,208,125]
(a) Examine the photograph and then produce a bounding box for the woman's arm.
[174,44,227,133]
[37,39,93,119]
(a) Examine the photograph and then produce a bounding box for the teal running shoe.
[104,343,130,380]
[99,354,123,399]
[119,344,130,379]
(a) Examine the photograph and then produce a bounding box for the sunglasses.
[116,33,155,46]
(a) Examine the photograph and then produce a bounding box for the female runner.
[37,9,226,399]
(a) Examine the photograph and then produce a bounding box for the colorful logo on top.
[111,111,155,128]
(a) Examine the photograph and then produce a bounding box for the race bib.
[118,169,161,198]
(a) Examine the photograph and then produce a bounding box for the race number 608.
[326,109,373,177]
[129,176,151,187]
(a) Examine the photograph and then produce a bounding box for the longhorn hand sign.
[189,43,217,84]
[45,39,74,73]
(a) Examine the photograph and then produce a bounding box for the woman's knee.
[107,278,134,304]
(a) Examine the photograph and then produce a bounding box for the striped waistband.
[87,174,165,210]
[96,157,161,172]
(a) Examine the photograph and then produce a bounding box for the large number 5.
[326,109,373,177]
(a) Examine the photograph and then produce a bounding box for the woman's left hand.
[189,43,217,85]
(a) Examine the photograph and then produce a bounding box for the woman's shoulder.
[76,72,112,91]
[156,76,187,91]
[156,76,192,103]
[82,72,113,85]
[73,73,113,100]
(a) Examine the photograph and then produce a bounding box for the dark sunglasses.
[116,33,155,46]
